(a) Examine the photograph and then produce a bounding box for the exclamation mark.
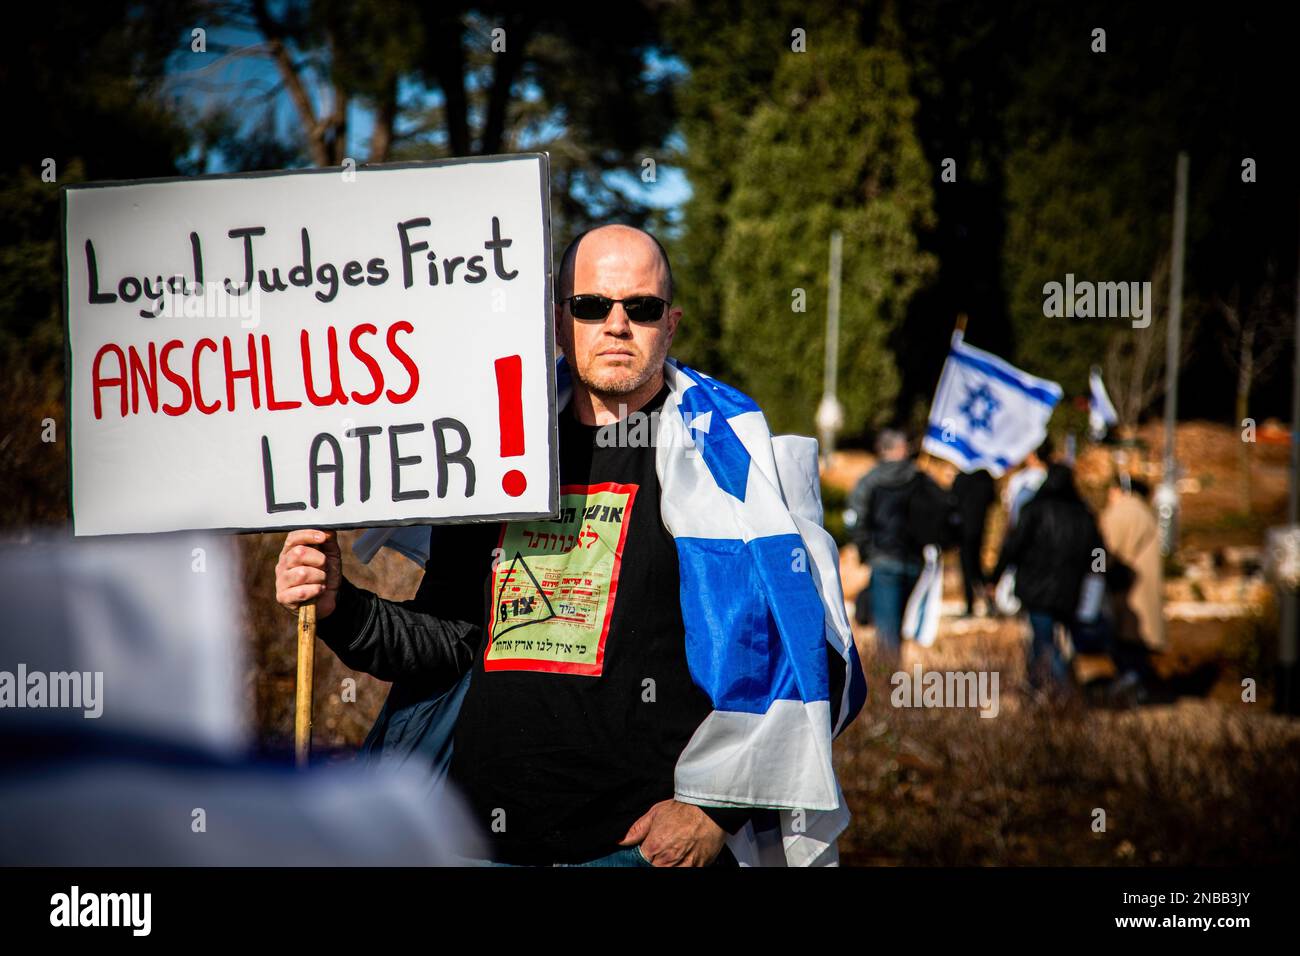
[495,354,527,497]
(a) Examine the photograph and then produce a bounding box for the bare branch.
[480,13,535,155]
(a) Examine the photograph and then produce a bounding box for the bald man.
[276,225,804,866]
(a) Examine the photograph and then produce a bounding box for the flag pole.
[1158,151,1190,556]
[295,604,316,767]
[919,314,969,470]
[816,230,844,467]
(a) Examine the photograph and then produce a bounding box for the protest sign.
[62,154,556,536]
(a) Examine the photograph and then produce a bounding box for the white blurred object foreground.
[0,531,484,865]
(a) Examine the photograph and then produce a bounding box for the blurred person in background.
[1004,437,1054,529]
[1098,475,1166,702]
[847,429,939,659]
[951,468,995,617]
[991,462,1106,692]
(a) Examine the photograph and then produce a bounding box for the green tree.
[717,16,936,435]
[1001,134,1151,394]
[993,1,1298,421]
[662,0,800,374]
[0,1,198,373]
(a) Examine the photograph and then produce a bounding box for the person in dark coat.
[991,463,1105,689]
[846,429,923,658]
[951,469,996,616]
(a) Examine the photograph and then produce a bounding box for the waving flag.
[1088,365,1120,440]
[922,331,1063,478]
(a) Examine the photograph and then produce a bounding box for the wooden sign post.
[295,604,315,767]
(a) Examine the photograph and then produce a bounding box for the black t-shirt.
[317,381,780,863]
[446,382,736,864]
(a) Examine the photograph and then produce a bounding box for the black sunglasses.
[565,294,669,323]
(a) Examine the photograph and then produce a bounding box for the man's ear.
[665,306,683,347]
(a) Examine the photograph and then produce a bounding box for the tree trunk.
[369,76,397,163]
[429,18,470,157]
[480,14,533,154]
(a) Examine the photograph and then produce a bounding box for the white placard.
[63,155,557,536]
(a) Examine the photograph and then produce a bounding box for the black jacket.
[952,469,996,530]
[992,464,1104,619]
[849,459,921,564]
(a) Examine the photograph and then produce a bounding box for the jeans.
[457,845,655,867]
[1027,611,1072,687]
[869,559,921,654]
[557,847,655,868]
[958,525,988,612]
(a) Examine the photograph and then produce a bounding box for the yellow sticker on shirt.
[485,482,638,675]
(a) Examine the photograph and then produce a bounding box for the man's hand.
[275,529,342,619]
[619,799,726,867]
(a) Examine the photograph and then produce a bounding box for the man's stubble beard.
[574,351,664,400]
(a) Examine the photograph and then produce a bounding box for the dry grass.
[837,634,1300,866]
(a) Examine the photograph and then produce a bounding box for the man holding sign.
[277,224,867,867]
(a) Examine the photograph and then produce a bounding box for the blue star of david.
[959,383,1000,433]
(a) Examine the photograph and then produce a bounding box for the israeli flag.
[901,545,942,647]
[1088,365,1119,440]
[922,331,1062,478]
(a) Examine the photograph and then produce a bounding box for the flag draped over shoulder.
[354,356,868,867]
[922,331,1063,478]
[648,358,867,866]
